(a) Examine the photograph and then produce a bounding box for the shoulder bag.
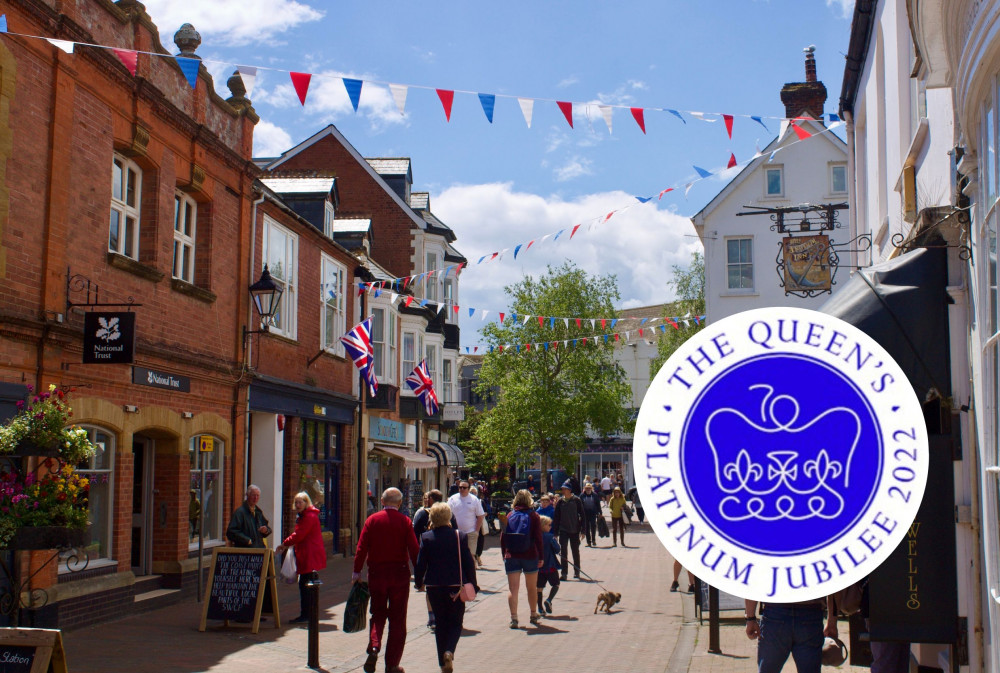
[453,531,477,602]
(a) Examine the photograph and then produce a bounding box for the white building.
[693,49,851,324]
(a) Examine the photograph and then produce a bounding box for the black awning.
[819,246,951,401]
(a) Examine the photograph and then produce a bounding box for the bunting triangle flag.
[751,115,769,132]
[828,113,840,124]
[436,89,455,121]
[523,315,532,325]
[389,84,408,115]
[690,111,715,122]
[727,153,737,169]
[791,120,812,140]
[237,66,257,99]
[550,317,556,328]
[570,224,581,238]
[557,101,573,128]
[469,308,476,318]
[563,318,569,328]
[452,305,460,315]
[437,302,446,314]
[518,97,534,128]
[499,312,505,323]
[604,212,614,222]
[723,114,734,139]
[390,292,398,304]
[343,78,363,112]
[481,310,489,321]
[659,187,674,200]
[478,93,496,123]
[290,72,311,105]
[684,182,694,198]
[693,165,712,179]
[113,49,138,76]
[0,15,7,33]
[635,196,652,203]
[526,239,535,250]
[176,57,200,89]
[599,105,613,134]
[405,297,414,307]
[514,244,522,259]
[46,39,75,53]
[538,316,545,327]
[667,109,686,124]
[631,107,646,134]
[601,319,607,330]
[575,318,582,329]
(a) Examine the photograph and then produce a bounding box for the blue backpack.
[504,510,532,553]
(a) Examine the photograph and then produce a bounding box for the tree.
[650,251,706,378]
[473,262,634,493]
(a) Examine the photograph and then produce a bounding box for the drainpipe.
[243,192,266,497]
[844,110,860,269]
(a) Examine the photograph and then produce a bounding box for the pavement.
[62,522,872,673]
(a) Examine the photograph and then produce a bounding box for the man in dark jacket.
[552,480,585,580]
[226,484,271,548]
[579,482,603,547]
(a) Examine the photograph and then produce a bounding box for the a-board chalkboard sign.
[0,628,67,673]
[199,548,280,634]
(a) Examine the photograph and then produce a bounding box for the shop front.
[366,416,437,517]
[426,441,465,494]
[576,440,634,491]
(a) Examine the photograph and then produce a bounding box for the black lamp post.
[243,264,284,346]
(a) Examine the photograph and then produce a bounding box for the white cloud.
[434,183,703,342]
[824,0,853,19]
[554,156,594,181]
[261,72,408,130]
[252,120,293,157]
[141,0,324,47]
[557,76,580,88]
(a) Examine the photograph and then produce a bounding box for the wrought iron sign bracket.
[890,233,972,261]
[774,233,872,299]
[66,267,142,314]
[736,202,849,234]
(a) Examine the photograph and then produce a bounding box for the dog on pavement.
[594,590,621,614]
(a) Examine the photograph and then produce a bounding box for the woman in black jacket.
[414,502,479,673]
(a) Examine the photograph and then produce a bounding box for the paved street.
[62,522,869,673]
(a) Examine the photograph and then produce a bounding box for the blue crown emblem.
[705,385,861,523]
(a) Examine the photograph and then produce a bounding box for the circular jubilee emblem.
[634,307,928,603]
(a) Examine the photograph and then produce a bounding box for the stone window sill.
[107,252,164,282]
[171,278,217,304]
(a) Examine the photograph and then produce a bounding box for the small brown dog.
[594,591,621,614]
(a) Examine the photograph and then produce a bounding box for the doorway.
[131,436,154,575]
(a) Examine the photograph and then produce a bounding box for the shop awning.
[370,444,439,468]
[427,441,466,467]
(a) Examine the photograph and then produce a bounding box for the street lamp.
[243,265,284,346]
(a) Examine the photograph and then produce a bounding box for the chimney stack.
[780,46,827,121]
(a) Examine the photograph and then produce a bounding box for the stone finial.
[174,23,202,59]
[228,70,246,100]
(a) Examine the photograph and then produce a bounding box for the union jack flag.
[405,359,439,416]
[340,317,378,396]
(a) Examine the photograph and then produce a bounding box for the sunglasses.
[459,486,469,490]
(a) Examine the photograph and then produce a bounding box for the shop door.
[131,437,154,575]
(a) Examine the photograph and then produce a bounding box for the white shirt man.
[447,481,485,562]
[600,475,612,492]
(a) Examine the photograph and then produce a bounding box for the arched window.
[73,426,115,563]
[189,435,224,546]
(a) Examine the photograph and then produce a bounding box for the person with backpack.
[500,489,544,629]
[535,515,561,616]
[552,480,586,580]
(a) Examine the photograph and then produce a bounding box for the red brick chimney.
[780,46,827,121]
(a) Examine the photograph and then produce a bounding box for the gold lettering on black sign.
[906,521,920,610]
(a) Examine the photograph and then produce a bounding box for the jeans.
[558,531,581,577]
[504,557,538,574]
[583,512,598,545]
[427,586,465,667]
[757,605,824,673]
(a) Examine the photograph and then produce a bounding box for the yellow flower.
[48,384,56,393]
[79,479,89,488]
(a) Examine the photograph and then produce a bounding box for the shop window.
[321,254,346,355]
[300,421,341,540]
[726,237,754,290]
[262,216,298,339]
[110,154,141,259]
[765,166,783,198]
[172,191,197,283]
[65,426,114,565]
[189,435,224,547]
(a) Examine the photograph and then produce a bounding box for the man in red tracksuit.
[353,487,419,673]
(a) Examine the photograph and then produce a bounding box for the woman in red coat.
[277,492,327,623]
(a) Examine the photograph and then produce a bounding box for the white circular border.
[634,307,929,603]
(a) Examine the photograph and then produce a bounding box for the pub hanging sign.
[82,312,136,364]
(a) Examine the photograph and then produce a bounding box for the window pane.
[740,238,752,263]
[172,240,180,277]
[740,264,754,288]
[126,168,137,207]
[124,216,136,258]
[832,166,847,193]
[174,196,181,232]
[727,239,739,262]
[989,104,997,207]
[182,245,191,281]
[109,210,120,252]
[185,202,194,236]
[112,160,123,201]
[767,169,782,195]
[728,267,741,289]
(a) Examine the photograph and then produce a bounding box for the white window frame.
[324,201,335,239]
[172,191,197,283]
[764,165,784,198]
[443,278,456,322]
[830,163,848,196]
[371,307,397,384]
[262,216,298,339]
[402,331,417,386]
[725,236,754,292]
[64,425,115,568]
[189,435,226,550]
[442,358,454,404]
[425,250,441,302]
[110,154,141,259]
[425,343,439,392]
[321,254,347,355]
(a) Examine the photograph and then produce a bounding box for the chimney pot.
[804,45,817,83]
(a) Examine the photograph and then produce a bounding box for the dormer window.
[324,201,335,238]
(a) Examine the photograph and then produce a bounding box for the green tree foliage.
[473,262,634,493]
[650,251,706,379]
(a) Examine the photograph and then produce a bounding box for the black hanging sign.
[82,311,136,364]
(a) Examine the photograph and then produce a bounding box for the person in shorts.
[535,515,561,616]
[500,489,543,629]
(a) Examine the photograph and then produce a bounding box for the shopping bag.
[597,516,610,538]
[623,503,633,523]
[343,581,371,633]
[279,549,298,584]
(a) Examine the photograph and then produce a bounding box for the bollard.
[708,585,721,653]
[307,574,323,670]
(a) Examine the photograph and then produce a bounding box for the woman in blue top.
[535,493,555,518]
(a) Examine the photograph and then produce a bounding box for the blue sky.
[141,0,854,343]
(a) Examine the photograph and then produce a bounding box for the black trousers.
[558,531,581,577]
[298,571,318,618]
[427,586,465,666]
[475,530,485,557]
[583,512,599,545]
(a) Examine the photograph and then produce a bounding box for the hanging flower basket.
[0,385,97,465]
[11,525,89,550]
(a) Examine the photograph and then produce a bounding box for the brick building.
[0,1,257,627]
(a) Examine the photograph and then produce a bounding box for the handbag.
[452,531,477,602]
[279,548,298,584]
[343,581,370,633]
[597,515,610,538]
